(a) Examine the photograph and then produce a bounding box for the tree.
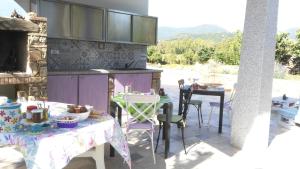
[275,32,294,65]
[214,31,242,65]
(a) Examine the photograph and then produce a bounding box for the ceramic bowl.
[66,111,90,121]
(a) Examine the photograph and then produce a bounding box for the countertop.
[48,68,163,75]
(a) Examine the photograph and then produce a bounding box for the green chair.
[155,108,187,154]
[178,79,203,127]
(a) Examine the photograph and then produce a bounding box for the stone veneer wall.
[27,15,47,98]
[47,39,147,71]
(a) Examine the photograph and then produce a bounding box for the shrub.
[273,62,288,79]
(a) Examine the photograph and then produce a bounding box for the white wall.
[15,0,148,15]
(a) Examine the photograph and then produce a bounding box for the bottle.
[43,108,48,121]
[282,94,287,100]
[159,88,165,96]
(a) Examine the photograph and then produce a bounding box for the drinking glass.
[17,91,27,103]
[150,89,155,95]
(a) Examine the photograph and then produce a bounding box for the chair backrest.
[226,83,237,108]
[178,79,184,89]
[229,83,237,102]
[124,94,160,124]
[124,94,160,104]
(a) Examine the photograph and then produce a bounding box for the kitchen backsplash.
[47,38,147,71]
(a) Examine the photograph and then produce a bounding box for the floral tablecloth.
[0,104,131,169]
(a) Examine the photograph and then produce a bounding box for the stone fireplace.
[0,13,47,99]
[0,30,27,72]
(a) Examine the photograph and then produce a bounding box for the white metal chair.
[207,83,237,127]
[123,94,160,164]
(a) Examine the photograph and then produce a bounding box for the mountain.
[158,24,229,40]
[172,32,234,42]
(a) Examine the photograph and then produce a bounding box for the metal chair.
[123,94,160,164]
[178,79,203,127]
[207,83,237,127]
[155,112,187,155]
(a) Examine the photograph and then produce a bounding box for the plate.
[20,119,52,132]
[20,119,52,126]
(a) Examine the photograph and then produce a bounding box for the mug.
[0,96,8,105]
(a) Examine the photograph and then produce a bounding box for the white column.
[231,0,279,153]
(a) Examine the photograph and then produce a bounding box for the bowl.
[67,105,88,113]
[56,116,78,128]
[66,111,90,121]
[199,85,208,89]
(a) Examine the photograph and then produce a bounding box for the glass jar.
[26,105,37,121]
[31,109,43,123]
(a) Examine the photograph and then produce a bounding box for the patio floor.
[1,68,300,169]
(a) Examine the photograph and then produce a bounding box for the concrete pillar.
[231,0,279,153]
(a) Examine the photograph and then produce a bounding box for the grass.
[285,74,300,80]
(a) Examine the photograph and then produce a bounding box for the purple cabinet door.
[78,75,108,113]
[47,75,78,104]
[114,73,152,94]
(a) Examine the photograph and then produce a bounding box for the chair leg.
[197,105,201,128]
[151,130,156,164]
[181,124,187,154]
[155,122,162,153]
[207,107,214,127]
[228,110,232,125]
[200,104,203,124]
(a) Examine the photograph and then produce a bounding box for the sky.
[149,0,300,32]
[0,0,300,32]
[0,0,28,18]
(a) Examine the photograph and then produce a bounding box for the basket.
[56,116,78,128]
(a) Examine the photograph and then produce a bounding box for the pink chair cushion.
[127,120,154,131]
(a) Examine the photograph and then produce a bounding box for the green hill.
[158,24,229,41]
[172,32,234,42]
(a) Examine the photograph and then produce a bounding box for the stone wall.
[0,14,47,99]
[27,14,47,98]
[47,39,147,71]
[151,72,161,93]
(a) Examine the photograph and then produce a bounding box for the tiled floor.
[1,68,300,169]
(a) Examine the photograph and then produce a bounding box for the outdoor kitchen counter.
[48,68,162,75]
[47,69,162,113]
